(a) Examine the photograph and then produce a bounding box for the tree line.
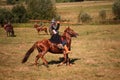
[0,0,120,27]
[6,0,84,4]
[0,0,57,27]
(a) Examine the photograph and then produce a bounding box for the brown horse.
[4,23,15,37]
[34,24,48,35]
[22,27,78,67]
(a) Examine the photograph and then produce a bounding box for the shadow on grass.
[27,57,81,67]
[48,57,81,65]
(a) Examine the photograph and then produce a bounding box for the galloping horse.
[4,23,15,37]
[22,27,78,67]
[34,24,48,35]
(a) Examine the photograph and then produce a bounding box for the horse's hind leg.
[35,53,48,67]
[35,55,40,65]
[37,31,39,34]
[11,30,15,36]
[45,29,48,35]
[41,55,49,67]
[7,32,10,37]
[7,32,8,36]
[35,47,48,67]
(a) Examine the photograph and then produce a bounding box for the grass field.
[0,1,120,80]
[56,1,114,23]
[0,24,120,80]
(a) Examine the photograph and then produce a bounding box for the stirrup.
[66,51,71,54]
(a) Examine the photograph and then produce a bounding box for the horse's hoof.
[57,64,60,67]
[66,63,73,66]
[44,64,49,68]
[34,63,38,66]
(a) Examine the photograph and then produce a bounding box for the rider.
[49,19,71,54]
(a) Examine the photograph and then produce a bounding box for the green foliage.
[11,5,28,23]
[0,8,13,27]
[78,11,92,23]
[27,0,57,20]
[56,0,83,2]
[112,0,120,19]
[56,0,71,2]
[6,0,16,5]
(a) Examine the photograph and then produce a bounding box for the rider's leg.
[64,45,71,54]
[62,40,71,54]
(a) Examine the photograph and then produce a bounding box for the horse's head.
[34,23,39,28]
[64,26,79,37]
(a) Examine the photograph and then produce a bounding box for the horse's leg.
[35,55,40,65]
[58,51,67,66]
[37,30,39,34]
[35,47,41,65]
[45,29,48,35]
[7,32,10,37]
[10,32,12,36]
[62,52,67,64]
[11,30,15,36]
[7,32,8,36]
[35,46,49,67]
[35,52,48,67]
[38,29,40,35]
[66,54,71,66]
[41,54,49,67]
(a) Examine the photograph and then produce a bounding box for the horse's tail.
[22,43,36,63]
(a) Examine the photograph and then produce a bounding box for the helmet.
[51,18,55,23]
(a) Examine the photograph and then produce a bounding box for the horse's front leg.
[37,30,39,34]
[66,54,71,66]
[6,32,9,36]
[8,32,10,37]
[58,51,67,66]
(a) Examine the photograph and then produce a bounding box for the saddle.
[49,34,64,49]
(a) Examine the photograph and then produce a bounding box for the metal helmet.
[51,18,55,23]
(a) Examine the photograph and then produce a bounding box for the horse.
[34,24,48,35]
[3,24,15,37]
[22,27,78,67]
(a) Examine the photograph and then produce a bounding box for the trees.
[6,0,16,5]
[0,8,13,27]
[56,0,84,2]
[11,5,28,23]
[0,0,58,24]
[27,0,57,20]
[112,0,120,20]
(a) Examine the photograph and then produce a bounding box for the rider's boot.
[64,45,71,54]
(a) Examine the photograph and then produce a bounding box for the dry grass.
[0,24,120,80]
[56,1,114,23]
[0,1,120,80]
